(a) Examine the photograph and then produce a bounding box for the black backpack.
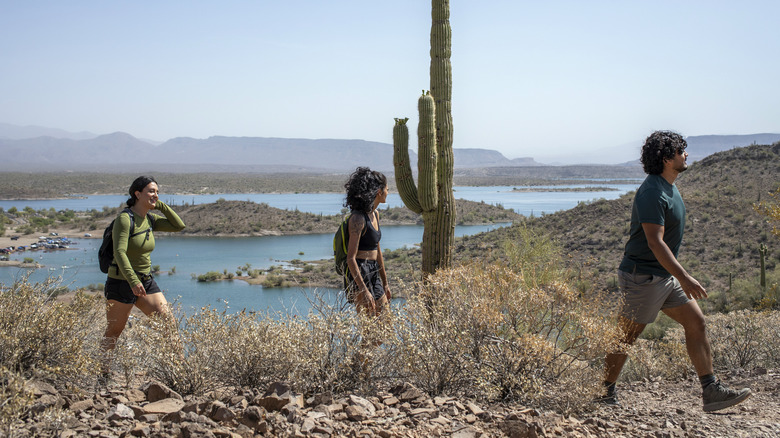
[98,208,155,274]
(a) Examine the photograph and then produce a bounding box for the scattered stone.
[345,404,371,422]
[382,395,400,406]
[128,423,152,437]
[143,397,185,415]
[107,403,135,421]
[4,376,779,438]
[206,401,236,423]
[69,399,94,414]
[349,395,377,417]
[143,381,183,402]
[30,394,64,414]
[465,401,484,416]
[125,388,146,403]
[392,382,428,403]
[25,380,58,396]
[410,407,437,417]
[308,392,333,407]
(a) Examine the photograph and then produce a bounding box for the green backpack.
[333,215,351,277]
[332,212,370,277]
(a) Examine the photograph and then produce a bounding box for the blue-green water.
[1,184,639,314]
[2,223,508,315]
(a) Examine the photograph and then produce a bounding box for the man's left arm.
[642,222,707,300]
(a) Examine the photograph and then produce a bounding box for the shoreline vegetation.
[510,186,619,192]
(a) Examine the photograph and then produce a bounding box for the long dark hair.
[126,176,157,207]
[344,167,387,213]
[640,131,687,175]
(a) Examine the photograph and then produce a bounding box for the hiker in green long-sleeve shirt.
[101,176,185,380]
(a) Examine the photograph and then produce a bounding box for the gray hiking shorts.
[618,270,691,324]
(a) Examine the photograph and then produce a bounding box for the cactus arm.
[393,117,422,214]
[417,91,438,213]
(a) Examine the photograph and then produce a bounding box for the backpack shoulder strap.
[349,212,368,237]
[123,208,153,238]
[121,208,135,235]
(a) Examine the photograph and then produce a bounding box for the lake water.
[1,183,639,315]
[0,183,639,216]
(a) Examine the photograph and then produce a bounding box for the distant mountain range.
[1,123,778,172]
[0,125,540,172]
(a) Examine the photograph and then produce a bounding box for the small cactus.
[759,243,768,290]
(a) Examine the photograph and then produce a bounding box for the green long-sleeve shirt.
[108,201,186,287]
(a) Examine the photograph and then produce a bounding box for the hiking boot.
[595,393,619,406]
[702,380,751,412]
[97,371,114,388]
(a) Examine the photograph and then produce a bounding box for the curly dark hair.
[126,175,157,207]
[344,167,387,213]
[640,131,687,175]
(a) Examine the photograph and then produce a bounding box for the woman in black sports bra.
[344,167,391,317]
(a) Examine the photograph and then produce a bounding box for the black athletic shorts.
[346,259,385,303]
[104,274,162,304]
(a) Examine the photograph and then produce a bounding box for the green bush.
[196,271,223,282]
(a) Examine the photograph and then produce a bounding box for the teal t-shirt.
[619,174,686,277]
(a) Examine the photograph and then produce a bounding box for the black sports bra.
[356,211,381,251]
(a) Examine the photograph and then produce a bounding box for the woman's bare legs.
[101,300,134,374]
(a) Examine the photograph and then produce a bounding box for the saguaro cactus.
[759,243,768,290]
[393,0,455,275]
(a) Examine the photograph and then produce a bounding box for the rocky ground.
[6,368,779,438]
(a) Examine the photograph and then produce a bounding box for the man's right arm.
[642,222,707,300]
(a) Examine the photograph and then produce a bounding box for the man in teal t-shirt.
[600,131,750,413]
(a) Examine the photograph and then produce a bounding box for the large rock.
[143,381,183,402]
[142,397,185,415]
[125,388,146,403]
[107,403,135,421]
[238,405,267,430]
[208,401,236,422]
[30,394,64,414]
[344,404,370,422]
[391,382,428,403]
[348,395,376,417]
[24,380,57,396]
[253,382,303,412]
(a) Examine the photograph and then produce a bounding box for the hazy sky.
[2,1,778,163]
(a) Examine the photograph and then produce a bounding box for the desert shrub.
[503,224,564,288]
[128,306,222,396]
[620,338,690,382]
[388,262,621,414]
[704,310,780,370]
[619,310,780,383]
[276,293,379,395]
[122,290,373,397]
[639,313,679,341]
[0,279,103,388]
[0,368,35,433]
